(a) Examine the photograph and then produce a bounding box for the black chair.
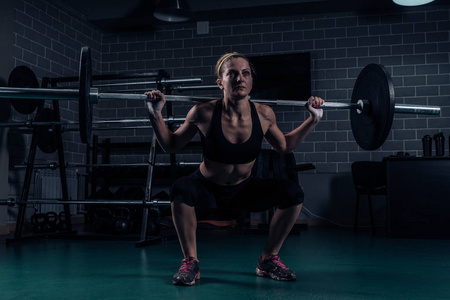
[351,161,387,235]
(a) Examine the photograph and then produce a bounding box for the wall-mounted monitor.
[249,52,311,101]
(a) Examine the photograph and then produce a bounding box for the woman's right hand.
[145,90,166,115]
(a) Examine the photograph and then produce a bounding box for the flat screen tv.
[249,52,311,101]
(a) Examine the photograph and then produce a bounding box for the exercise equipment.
[58,211,67,232]
[147,206,161,236]
[7,66,42,114]
[93,207,113,234]
[30,213,47,233]
[351,63,394,150]
[44,211,58,233]
[0,46,441,149]
[112,207,133,235]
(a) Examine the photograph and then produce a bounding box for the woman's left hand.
[306,96,324,121]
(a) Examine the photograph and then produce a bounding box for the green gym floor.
[1,227,449,300]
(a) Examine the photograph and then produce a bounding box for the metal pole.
[0,87,79,100]
[94,77,202,88]
[0,117,186,129]
[116,85,219,93]
[14,106,42,238]
[0,199,171,206]
[100,93,365,110]
[52,99,73,233]
[170,84,219,92]
[394,104,441,115]
[140,133,157,241]
[13,161,200,170]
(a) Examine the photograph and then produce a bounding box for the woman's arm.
[262,96,324,154]
[146,90,199,153]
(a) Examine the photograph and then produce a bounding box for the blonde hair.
[215,52,256,78]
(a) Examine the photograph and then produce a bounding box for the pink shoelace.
[269,256,289,269]
[179,258,195,273]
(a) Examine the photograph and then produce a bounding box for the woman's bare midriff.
[199,157,255,186]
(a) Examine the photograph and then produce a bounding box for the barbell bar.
[0,117,186,129]
[94,77,202,88]
[13,161,201,170]
[1,46,442,150]
[60,77,204,90]
[0,86,371,107]
[0,198,171,207]
[115,84,220,93]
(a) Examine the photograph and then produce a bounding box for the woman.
[146,52,324,286]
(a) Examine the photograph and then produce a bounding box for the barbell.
[0,46,441,150]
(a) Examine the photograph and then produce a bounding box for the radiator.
[34,169,79,215]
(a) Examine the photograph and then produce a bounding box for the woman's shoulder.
[253,102,275,118]
[188,99,219,123]
[194,99,218,114]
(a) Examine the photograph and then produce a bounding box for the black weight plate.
[8,66,43,114]
[351,64,395,151]
[79,46,93,144]
[35,108,58,153]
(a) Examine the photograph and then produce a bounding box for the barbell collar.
[356,99,371,114]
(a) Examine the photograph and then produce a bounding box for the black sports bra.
[200,99,263,164]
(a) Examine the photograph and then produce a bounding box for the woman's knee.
[277,181,304,209]
[170,176,196,206]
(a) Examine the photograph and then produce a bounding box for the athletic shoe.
[172,257,200,286]
[256,255,296,281]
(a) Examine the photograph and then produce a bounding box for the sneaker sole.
[173,273,201,286]
[256,268,296,281]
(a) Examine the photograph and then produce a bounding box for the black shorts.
[170,169,304,220]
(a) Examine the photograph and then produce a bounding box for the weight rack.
[7,70,187,247]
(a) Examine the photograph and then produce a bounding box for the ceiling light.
[393,0,434,6]
[154,0,193,22]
